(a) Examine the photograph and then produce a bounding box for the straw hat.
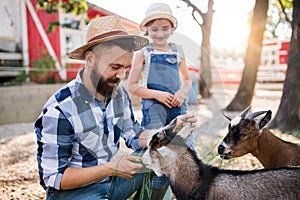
[140,3,177,32]
[69,15,149,60]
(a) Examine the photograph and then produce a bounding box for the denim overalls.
[141,43,187,129]
[141,44,195,152]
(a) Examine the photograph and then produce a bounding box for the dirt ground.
[1,83,299,200]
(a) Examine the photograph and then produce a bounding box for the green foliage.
[31,51,56,83]
[12,71,29,85]
[265,0,292,39]
[277,0,293,9]
[47,20,60,33]
[138,171,153,200]
[37,0,88,33]
[62,0,88,15]
[37,0,59,13]
[0,71,29,86]
[37,0,88,15]
[32,52,55,72]
[205,152,219,163]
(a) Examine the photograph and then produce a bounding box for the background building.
[0,0,140,83]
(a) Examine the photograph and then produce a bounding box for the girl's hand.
[155,91,174,108]
[172,90,186,107]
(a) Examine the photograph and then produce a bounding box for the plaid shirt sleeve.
[35,98,74,190]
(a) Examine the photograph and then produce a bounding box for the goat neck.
[254,128,300,168]
[164,142,202,198]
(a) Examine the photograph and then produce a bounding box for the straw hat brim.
[69,35,148,60]
[140,13,178,32]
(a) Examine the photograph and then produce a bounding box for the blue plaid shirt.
[34,68,144,190]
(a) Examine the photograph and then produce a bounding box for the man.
[34,15,196,200]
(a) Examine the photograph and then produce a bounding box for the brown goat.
[218,106,300,168]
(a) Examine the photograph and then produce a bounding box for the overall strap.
[170,43,178,53]
[146,44,155,56]
[169,43,179,61]
[146,43,178,55]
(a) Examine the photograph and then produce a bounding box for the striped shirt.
[34,68,144,190]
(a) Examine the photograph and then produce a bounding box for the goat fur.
[142,120,300,200]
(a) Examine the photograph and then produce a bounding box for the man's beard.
[90,69,120,98]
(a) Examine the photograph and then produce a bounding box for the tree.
[265,0,292,38]
[269,0,300,134]
[224,0,269,111]
[180,0,214,98]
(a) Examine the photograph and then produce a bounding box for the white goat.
[218,106,300,168]
[142,118,300,200]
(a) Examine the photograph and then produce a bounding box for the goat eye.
[241,133,248,138]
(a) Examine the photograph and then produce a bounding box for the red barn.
[258,39,290,83]
[260,39,289,66]
[0,0,140,83]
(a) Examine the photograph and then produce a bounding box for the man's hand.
[105,155,144,179]
[174,114,197,133]
[60,155,144,190]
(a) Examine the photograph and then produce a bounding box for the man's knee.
[151,174,169,189]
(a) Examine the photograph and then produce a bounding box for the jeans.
[46,172,169,200]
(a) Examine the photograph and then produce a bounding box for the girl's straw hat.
[140,3,178,32]
[69,15,149,60]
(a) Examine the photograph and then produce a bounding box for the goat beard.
[90,69,120,98]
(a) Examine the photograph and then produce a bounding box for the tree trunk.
[225,0,269,111]
[181,0,214,98]
[269,2,300,134]
[199,0,214,98]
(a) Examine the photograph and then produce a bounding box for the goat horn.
[222,113,231,121]
[246,111,268,120]
[239,106,251,117]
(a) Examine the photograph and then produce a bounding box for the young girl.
[128,3,193,132]
[128,4,195,199]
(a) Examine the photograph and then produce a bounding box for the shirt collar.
[74,68,94,103]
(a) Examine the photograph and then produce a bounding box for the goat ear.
[166,118,178,133]
[258,110,272,129]
[169,118,178,127]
